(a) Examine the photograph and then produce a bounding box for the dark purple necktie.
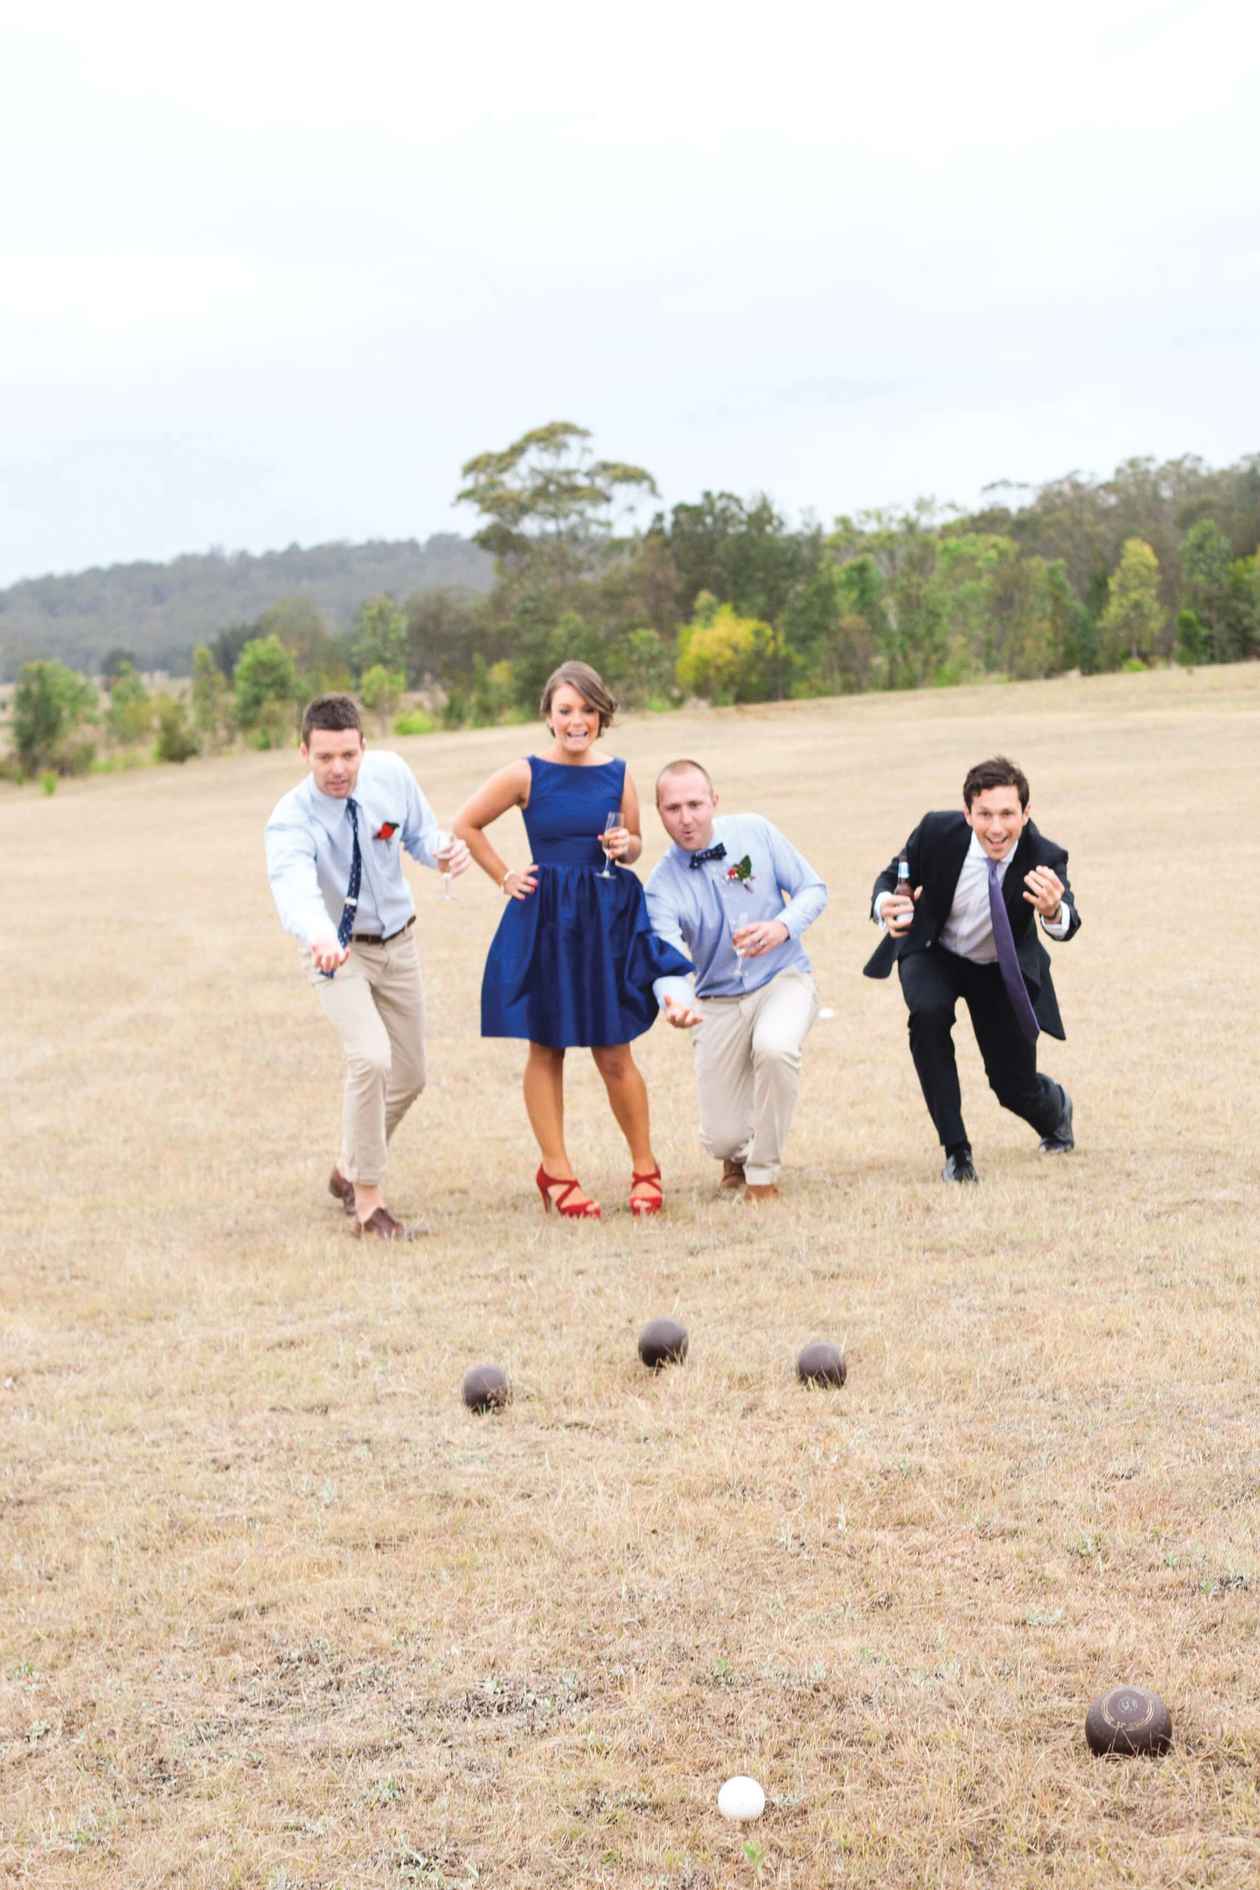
[987,859,1039,1044]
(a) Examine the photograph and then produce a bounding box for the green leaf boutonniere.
[725,854,755,889]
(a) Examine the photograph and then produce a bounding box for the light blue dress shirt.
[645,813,828,1008]
[265,750,440,946]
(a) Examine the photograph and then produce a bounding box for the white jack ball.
[717,1776,766,1821]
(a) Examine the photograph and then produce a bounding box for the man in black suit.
[864,755,1081,1182]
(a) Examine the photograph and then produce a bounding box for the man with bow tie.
[864,755,1080,1183]
[645,760,827,1203]
[265,694,469,1238]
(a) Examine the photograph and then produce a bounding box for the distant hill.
[0,535,494,679]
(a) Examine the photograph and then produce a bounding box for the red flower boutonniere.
[725,854,755,890]
[375,821,399,841]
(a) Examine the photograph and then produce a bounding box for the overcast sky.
[2,0,1257,587]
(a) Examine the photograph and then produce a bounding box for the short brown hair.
[302,693,363,746]
[655,758,715,802]
[539,661,616,733]
[963,755,1029,809]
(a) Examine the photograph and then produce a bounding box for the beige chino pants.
[307,929,427,1187]
[692,968,818,1185]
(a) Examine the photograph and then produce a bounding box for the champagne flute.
[435,827,455,899]
[599,809,621,879]
[723,877,748,956]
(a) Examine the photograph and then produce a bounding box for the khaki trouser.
[306,928,427,1187]
[692,969,818,1185]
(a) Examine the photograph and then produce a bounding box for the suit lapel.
[1004,824,1035,927]
[936,819,972,913]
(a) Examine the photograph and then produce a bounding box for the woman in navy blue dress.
[454,661,690,1219]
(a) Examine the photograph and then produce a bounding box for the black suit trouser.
[898,946,1063,1150]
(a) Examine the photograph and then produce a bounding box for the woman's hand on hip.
[503,864,540,900]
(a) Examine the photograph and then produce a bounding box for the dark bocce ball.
[797,1341,847,1388]
[637,1318,689,1369]
[462,1364,511,1413]
[1085,1685,1173,1757]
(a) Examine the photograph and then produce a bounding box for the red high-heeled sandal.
[629,1166,664,1216]
[536,1165,602,1219]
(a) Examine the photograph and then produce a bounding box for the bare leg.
[591,1044,658,1205]
[523,1042,597,1211]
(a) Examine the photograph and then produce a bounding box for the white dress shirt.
[265,749,440,946]
[876,831,1072,962]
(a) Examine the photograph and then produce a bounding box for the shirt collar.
[305,774,360,832]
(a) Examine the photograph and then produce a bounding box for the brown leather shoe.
[744,1182,781,1205]
[329,1168,356,1216]
[353,1206,421,1241]
[720,1159,746,1192]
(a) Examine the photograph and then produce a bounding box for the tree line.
[4,427,1258,783]
[0,534,492,681]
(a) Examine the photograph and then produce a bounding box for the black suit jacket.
[862,811,1081,1039]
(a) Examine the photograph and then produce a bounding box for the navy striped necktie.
[319,796,362,980]
[336,797,363,950]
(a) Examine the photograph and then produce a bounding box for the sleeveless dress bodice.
[522,755,621,867]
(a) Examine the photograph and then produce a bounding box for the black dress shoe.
[1039,1087,1074,1154]
[941,1147,979,1183]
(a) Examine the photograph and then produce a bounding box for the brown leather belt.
[351,914,415,945]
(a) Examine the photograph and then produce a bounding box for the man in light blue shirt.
[265,693,468,1238]
[645,759,827,1203]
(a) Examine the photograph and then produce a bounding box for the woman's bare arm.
[453,759,537,897]
[603,767,644,865]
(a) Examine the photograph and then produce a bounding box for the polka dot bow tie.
[689,843,727,869]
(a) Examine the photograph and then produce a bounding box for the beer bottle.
[897,856,915,932]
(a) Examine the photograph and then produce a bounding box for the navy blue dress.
[481,756,692,1049]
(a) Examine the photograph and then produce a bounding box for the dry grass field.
[3,665,1259,1890]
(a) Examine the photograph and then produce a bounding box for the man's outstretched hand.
[311,934,351,975]
[1022,865,1065,920]
[437,836,472,878]
[663,995,703,1030]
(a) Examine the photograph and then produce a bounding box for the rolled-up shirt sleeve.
[767,825,827,938]
[265,816,332,946]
